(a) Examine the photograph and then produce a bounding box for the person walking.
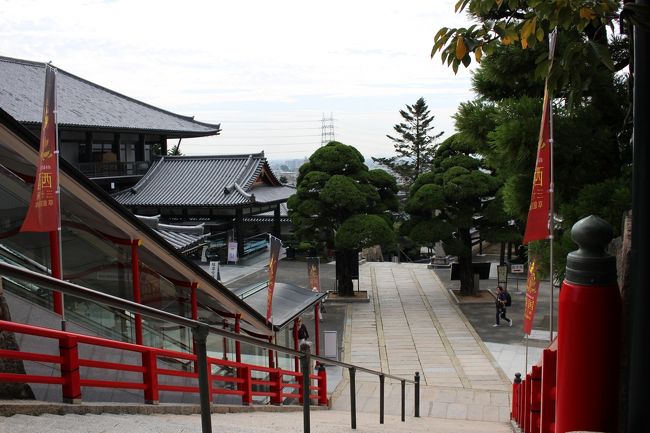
[493,285,513,327]
[298,318,310,346]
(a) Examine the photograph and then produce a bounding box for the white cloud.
[0,0,477,159]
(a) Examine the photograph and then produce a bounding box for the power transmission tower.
[321,113,335,146]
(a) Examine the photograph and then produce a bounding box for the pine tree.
[373,97,443,187]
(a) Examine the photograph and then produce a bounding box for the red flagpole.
[20,64,64,324]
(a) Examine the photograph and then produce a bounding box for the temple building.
[114,153,294,259]
[0,56,221,192]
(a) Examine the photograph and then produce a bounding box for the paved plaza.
[331,262,513,425]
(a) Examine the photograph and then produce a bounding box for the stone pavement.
[330,262,512,426]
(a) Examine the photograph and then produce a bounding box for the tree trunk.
[500,242,506,265]
[0,281,35,399]
[458,228,477,296]
[336,249,356,296]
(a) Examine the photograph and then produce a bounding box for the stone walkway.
[331,263,512,424]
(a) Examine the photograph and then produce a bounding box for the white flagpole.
[548,29,557,343]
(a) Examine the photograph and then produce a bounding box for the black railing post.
[349,367,357,429]
[192,324,212,433]
[414,371,420,417]
[401,379,405,422]
[379,374,385,424]
[300,343,311,433]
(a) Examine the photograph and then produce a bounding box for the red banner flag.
[522,260,541,335]
[265,235,282,323]
[307,256,320,292]
[21,65,60,233]
[522,90,552,245]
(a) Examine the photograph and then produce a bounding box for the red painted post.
[142,349,159,404]
[59,335,81,403]
[131,239,143,345]
[270,369,283,405]
[49,231,63,315]
[293,318,299,372]
[317,363,327,406]
[541,348,557,433]
[314,304,320,356]
[235,314,241,364]
[240,365,252,405]
[513,373,522,425]
[524,374,530,433]
[222,320,228,360]
[530,365,542,433]
[268,335,275,368]
[519,377,525,427]
[556,216,621,433]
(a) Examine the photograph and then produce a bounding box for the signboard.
[208,261,220,280]
[497,265,508,287]
[523,260,541,335]
[227,242,238,263]
[511,264,525,274]
[323,331,338,359]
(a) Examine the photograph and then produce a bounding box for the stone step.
[0,410,511,433]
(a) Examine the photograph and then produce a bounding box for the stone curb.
[0,400,327,417]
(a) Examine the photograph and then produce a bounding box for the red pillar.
[555,216,620,433]
[49,231,63,315]
[131,239,143,345]
[59,335,81,403]
[268,335,275,368]
[222,320,228,360]
[235,314,241,364]
[314,304,320,356]
[317,364,328,406]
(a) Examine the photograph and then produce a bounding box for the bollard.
[349,367,357,429]
[192,325,212,433]
[401,379,405,422]
[556,216,621,433]
[414,371,420,418]
[379,374,385,424]
[300,343,311,433]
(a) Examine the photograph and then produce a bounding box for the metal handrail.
[0,261,419,432]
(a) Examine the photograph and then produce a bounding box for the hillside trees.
[288,141,398,296]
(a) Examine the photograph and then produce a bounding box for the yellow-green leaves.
[456,36,468,60]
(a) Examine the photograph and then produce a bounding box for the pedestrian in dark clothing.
[297,319,310,346]
[493,285,513,327]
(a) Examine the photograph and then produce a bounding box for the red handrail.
[0,319,325,406]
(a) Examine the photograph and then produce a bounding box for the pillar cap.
[565,215,617,286]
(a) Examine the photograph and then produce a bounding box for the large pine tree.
[373,97,444,187]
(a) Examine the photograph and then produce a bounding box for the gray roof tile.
[115,153,293,207]
[0,56,220,136]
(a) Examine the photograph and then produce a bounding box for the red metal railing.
[0,319,326,406]
[511,341,557,433]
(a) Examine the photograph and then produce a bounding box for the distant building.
[114,153,294,258]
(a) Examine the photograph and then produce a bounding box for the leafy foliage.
[288,141,399,294]
[404,134,500,295]
[432,0,625,106]
[373,97,444,186]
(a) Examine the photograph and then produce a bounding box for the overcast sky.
[1,0,477,161]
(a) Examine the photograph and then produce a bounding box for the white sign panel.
[208,261,220,280]
[511,264,525,274]
[227,242,238,263]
